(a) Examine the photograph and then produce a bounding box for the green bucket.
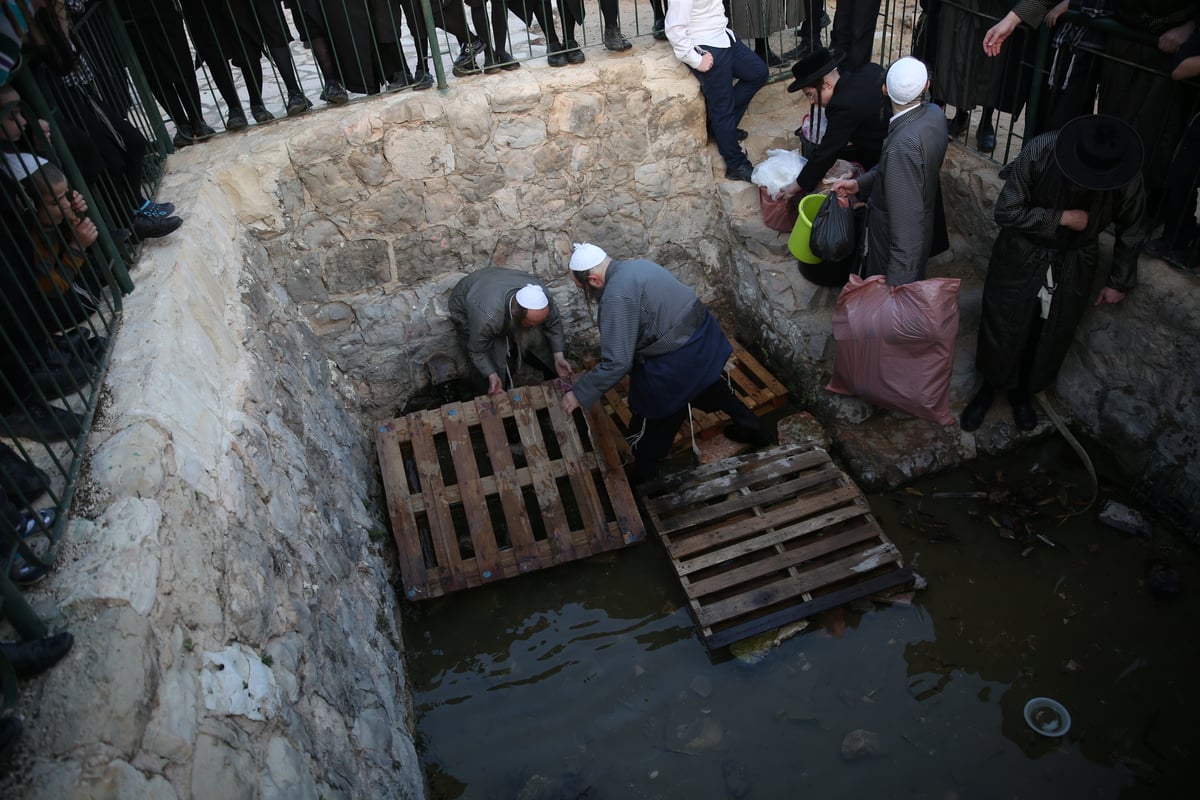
[788,193,827,264]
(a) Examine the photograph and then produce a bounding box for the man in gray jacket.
[831,56,948,285]
[449,267,573,395]
[561,243,770,484]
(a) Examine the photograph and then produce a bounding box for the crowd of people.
[2,0,1198,765]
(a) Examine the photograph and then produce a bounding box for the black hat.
[787,48,844,93]
[1055,114,1143,191]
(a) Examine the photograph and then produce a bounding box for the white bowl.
[1024,697,1072,737]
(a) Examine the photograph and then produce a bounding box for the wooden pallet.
[377,380,645,600]
[639,443,912,651]
[600,338,788,451]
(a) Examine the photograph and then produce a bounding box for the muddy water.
[403,436,1199,799]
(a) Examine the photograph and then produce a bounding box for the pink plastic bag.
[826,275,961,425]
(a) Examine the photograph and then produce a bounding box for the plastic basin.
[788,193,827,265]
[1023,697,1072,737]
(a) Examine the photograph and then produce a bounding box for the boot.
[547,38,569,68]
[0,632,74,678]
[604,23,632,52]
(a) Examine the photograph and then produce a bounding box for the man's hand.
[72,216,98,248]
[487,373,504,395]
[695,51,714,72]
[983,12,1021,56]
[829,178,859,199]
[561,391,580,415]
[553,353,573,380]
[1159,21,1195,54]
[1095,287,1126,306]
[1045,1,1068,27]
[1059,209,1089,231]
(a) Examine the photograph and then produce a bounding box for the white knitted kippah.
[514,283,549,310]
[569,242,607,272]
[886,57,927,105]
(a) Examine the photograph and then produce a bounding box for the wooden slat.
[410,410,467,593]
[544,384,611,555]
[474,393,542,574]
[695,542,902,627]
[583,402,644,547]
[641,444,913,652]
[511,387,576,563]
[376,420,432,600]
[441,402,504,583]
[704,570,914,650]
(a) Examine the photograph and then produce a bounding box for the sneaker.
[132,214,183,240]
[7,508,56,585]
[135,199,175,218]
[286,93,312,117]
[322,81,349,105]
[250,104,275,123]
[565,40,585,65]
[453,38,485,69]
[226,109,248,132]
[3,402,83,442]
[452,56,480,77]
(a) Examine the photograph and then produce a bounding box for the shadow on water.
[401,430,1199,800]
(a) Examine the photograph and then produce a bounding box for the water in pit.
[402,433,1199,799]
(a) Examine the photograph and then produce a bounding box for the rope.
[1035,391,1098,520]
[687,403,700,459]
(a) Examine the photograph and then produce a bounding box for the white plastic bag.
[751,148,807,199]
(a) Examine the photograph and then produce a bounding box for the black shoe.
[737,128,748,141]
[225,109,248,132]
[754,40,784,67]
[959,384,994,432]
[1142,236,1176,259]
[387,67,414,91]
[0,632,73,678]
[1008,391,1037,431]
[135,199,175,218]
[51,330,107,366]
[976,119,996,152]
[483,49,520,73]
[726,163,755,182]
[412,68,434,90]
[250,104,275,123]
[132,214,183,240]
[565,39,585,64]
[725,423,772,447]
[192,121,216,140]
[653,18,667,40]
[547,41,569,67]
[7,508,55,584]
[20,358,93,402]
[3,402,84,442]
[323,81,349,104]
[286,93,312,117]
[172,126,194,149]
[0,442,49,501]
[604,24,632,51]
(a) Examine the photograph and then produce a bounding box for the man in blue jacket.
[561,244,771,484]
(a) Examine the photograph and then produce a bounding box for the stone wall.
[13,157,422,797]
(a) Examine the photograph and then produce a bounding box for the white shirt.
[665,0,735,70]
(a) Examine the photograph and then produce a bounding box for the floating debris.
[1098,499,1153,538]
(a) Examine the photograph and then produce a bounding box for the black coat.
[976,132,1145,393]
[795,63,889,193]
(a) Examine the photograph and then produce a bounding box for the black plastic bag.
[810,194,857,264]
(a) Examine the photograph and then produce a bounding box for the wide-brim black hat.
[787,48,845,93]
[1055,114,1143,191]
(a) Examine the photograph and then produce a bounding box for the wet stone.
[721,758,751,799]
[840,728,883,761]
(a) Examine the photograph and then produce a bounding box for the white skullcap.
[1,152,49,182]
[514,283,548,310]
[569,242,607,272]
[886,57,928,105]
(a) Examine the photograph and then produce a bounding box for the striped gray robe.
[857,102,949,285]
